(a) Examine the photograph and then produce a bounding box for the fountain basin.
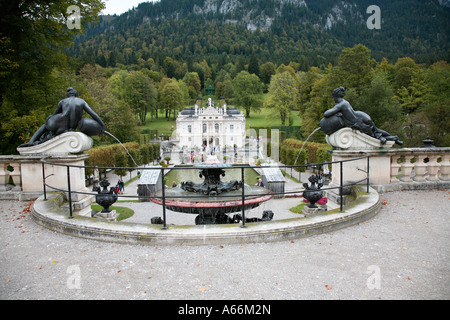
[150,162,273,224]
[150,185,273,215]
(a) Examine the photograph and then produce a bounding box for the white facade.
[176,99,246,150]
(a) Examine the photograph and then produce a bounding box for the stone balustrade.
[0,156,22,193]
[330,147,449,193]
[389,148,450,185]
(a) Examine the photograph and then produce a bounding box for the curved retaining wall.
[32,189,381,246]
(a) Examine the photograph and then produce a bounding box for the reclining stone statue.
[320,86,403,146]
[19,87,105,147]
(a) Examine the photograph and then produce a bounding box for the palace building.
[176,98,246,150]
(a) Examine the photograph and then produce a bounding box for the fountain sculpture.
[151,163,273,225]
[320,86,403,148]
[180,164,242,196]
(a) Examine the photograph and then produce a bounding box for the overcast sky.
[101,0,159,15]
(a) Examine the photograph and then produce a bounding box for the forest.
[0,0,449,154]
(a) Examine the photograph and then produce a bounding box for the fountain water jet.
[104,130,138,167]
[293,127,322,166]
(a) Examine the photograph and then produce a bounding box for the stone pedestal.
[326,128,395,150]
[93,210,119,222]
[17,132,93,156]
[330,149,392,187]
[302,206,327,217]
[327,128,395,189]
[16,132,94,217]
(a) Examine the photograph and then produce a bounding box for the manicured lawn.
[243,106,302,128]
[91,204,134,221]
[141,110,177,138]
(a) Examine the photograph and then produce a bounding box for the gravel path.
[0,190,448,300]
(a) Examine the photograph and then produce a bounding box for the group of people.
[112,179,125,195]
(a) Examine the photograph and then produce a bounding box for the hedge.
[280,138,332,172]
[85,142,161,177]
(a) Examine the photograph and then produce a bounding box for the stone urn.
[94,179,118,213]
[302,175,323,209]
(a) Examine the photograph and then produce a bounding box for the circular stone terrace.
[31,171,381,246]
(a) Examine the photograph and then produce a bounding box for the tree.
[391,57,420,92]
[394,68,428,114]
[354,72,402,132]
[259,62,276,85]
[422,61,450,146]
[114,152,128,178]
[124,71,156,125]
[232,71,263,118]
[248,54,260,77]
[265,72,299,126]
[108,70,129,100]
[297,67,322,116]
[83,72,139,144]
[334,44,376,94]
[0,0,104,152]
[182,72,201,98]
[159,80,184,121]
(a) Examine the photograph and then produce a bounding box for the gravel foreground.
[0,190,449,300]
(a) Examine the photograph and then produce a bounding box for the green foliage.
[183,72,201,98]
[114,152,128,178]
[232,71,264,117]
[334,44,376,94]
[124,71,157,125]
[422,61,450,146]
[85,142,160,176]
[91,204,134,221]
[265,71,299,126]
[159,79,185,121]
[0,1,105,153]
[283,139,332,163]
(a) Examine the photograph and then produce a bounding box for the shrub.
[280,139,331,172]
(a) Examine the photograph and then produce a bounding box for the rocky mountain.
[72,0,450,67]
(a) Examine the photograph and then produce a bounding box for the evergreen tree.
[248,54,260,77]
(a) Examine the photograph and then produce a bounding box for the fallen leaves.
[199,287,207,292]
[325,285,332,290]
[2,201,34,234]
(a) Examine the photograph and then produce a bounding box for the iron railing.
[40,152,370,228]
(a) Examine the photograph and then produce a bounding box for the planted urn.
[94,179,118,213]
[302,175,323,208]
